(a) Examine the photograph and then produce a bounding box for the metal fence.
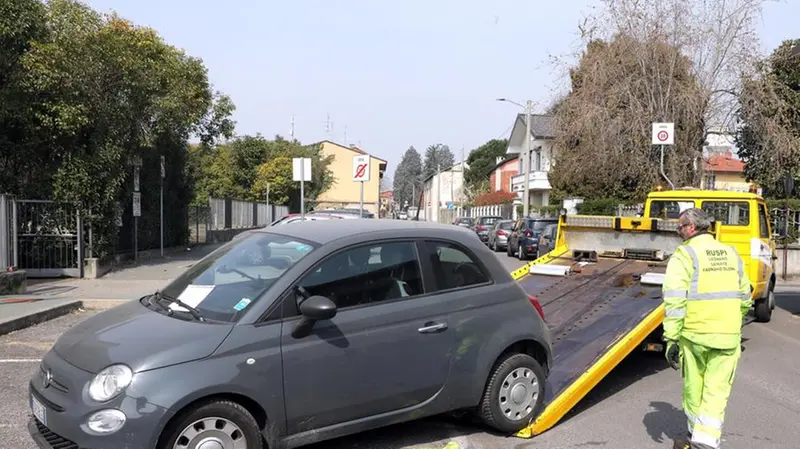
[190,197,289,244]
[437,203,516,224]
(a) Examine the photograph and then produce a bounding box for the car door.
[280,240,455,434]
[509,220,521,251]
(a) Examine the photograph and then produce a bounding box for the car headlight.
[88,365,133,402]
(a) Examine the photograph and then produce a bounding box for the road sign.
[652,122,675,145]
[292,158,311,182]
[132,192,141,217]
[352,155,371,182]
[133,166,140,192]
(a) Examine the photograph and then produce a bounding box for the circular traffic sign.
[657,130,669,141]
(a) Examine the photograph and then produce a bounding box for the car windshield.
[527,220,554,231]
[156,232,319,323]
[479,217,501,226]
[498,221,514,230]
[457,218,473,225]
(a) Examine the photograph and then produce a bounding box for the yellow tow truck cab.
[642,189,777,322]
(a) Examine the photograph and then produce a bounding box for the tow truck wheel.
[478,353,546,434]
[754,287,774,323]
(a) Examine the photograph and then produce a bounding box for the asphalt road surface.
[2,251,799,449]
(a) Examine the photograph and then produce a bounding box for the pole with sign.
[292,158,312,218]
[132,158,142,262]
[651,122,675,190]
[352,155,371,217]
[160,155,165,257]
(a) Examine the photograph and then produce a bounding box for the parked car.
[536,223,558,258]
[507,217,559,260]
[269,213,341,226]
[397,211,408,220]
[488,219,515,252]
[454,216,474,228]
[27,220,552,449]
[473,215,504,243]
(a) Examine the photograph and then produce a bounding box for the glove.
[665,340,680,370]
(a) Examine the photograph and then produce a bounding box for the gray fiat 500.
[28,220,552,449]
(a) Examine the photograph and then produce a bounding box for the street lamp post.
[497,98,533,218]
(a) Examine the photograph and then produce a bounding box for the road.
[1,250,799,449]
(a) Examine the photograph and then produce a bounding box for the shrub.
[474,190,518,206]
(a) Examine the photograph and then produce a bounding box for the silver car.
[28,220,552,449]
[488,219,515,252]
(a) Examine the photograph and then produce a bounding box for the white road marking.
[0,359,41,363]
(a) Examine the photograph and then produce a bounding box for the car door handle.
[418,322,448,333]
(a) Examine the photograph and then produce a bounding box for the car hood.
[53,300,234,374]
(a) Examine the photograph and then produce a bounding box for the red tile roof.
[704,151,744,173]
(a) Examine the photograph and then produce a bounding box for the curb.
[0,300,84,337]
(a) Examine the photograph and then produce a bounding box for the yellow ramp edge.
[514,303,665,438]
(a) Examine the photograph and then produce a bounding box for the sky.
[81,0,800,182]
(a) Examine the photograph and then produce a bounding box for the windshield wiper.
[153,291,205,322]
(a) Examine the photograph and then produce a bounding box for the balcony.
[511,171,551,192]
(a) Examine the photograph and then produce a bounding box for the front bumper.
[27,351,171,449]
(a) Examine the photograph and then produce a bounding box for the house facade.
[701,150,750,192]
[505,114,557,207]
[314,140,387,214]
[422,162,467,223]
[488,154,519,193]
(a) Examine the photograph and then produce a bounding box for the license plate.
[31,394,46,425]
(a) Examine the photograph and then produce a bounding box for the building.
[504,114,557,207]
[313,141,387,214]
[701,150,750,192]
[421,162,467,223]
[488,154,519,193]
[380,190,394,217]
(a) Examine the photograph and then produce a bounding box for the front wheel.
[754,287,774,323]
[158,400,262,449]
[478,353,546,434]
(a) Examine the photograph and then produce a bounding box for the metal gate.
[14,200,84,278]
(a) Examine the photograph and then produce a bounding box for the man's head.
[677,208,712,240]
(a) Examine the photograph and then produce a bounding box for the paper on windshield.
[678,202,694,213]
[169,284,215,312]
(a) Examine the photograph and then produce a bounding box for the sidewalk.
[0,243,223,335]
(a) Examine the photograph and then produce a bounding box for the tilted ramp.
[507,215,687,438]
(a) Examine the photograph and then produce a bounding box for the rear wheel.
[754,286,774,323]
[517,245,526,261]
[478,353,546,434]
[158,400,262,449]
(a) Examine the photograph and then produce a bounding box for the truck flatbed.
[512,251,670,437]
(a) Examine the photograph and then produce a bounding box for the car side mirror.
[299,295,337,321]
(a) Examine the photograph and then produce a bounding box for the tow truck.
[511,189,776,438]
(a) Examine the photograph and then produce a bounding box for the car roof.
[258,219,475,245]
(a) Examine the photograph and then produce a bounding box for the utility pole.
[523,100,532,218]
[436,163,441,223]
[290,115,295,139]
[265,182,271,225]
[344,125,348,145]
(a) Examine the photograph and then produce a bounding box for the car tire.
[158,400,263,449]
[754,287,773,323]
[517,245,526,261]
[478,353,546,434]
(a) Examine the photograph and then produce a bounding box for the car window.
[701,201,749,226]
[424,241,490,291]
[526,220,554,231]
[479,217,501,226]
[544,224,557,238]
[498,221,514,230]
[296,241,424,310]
[648,200,695,219]
[159,232,318,322]
[758,204,770,238]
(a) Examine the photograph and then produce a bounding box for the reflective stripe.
[696,415,723,429]
[663,289,687,298]
[691,430,720,448]
[666,308,686,318]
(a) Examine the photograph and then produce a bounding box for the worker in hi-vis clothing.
[661,208,752,449]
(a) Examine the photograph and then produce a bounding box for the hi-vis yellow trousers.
[680,337,741,449]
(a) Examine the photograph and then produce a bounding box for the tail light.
[524,229,533,238]
[528,295,545,321]
[476,225,485,231]
[497,230,506,236]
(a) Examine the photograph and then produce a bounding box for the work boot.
[672,432,692,449]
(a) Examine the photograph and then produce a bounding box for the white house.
[505,113,557,207]
[422,162,467,223]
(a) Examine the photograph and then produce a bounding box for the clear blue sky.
[82,0,799,180]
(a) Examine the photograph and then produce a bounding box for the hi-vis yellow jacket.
[662,233,752,350]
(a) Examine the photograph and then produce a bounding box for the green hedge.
[576,198,624,216]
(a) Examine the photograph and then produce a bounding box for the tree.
[380,174,392,192]
[549,34,707,200]
[736,39,800,197]
[422,144,456,180]
[392,146,423,209]
[577,0,772,135]
[464,139,509,198]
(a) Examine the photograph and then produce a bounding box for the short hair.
[679,208,712,232]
